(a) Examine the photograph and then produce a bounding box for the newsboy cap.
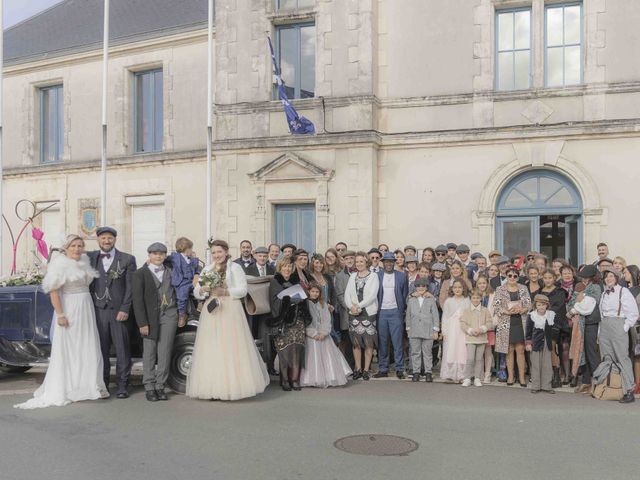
[446,243,457,250]
[368,248,381,256]
[533,294,550,305]
[496,255,510,265]
[597,257,614,266]
[147,242,167,253]
[435,244,447,253]
[404,245,417,252]
[414,277,429,287]
[254,246,269,254]
[456,244,470,253]
[96,226,117,237]
[470,252,484,261]
[405,255,418,263]
[431,262,447,272]
[577,265,598,278]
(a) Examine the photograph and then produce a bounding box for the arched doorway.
[496,170,583,265]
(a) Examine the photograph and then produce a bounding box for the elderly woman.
[269,257,311,391]
[493,265,531,386]
[599,268,639,403]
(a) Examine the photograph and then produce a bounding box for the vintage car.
[0,276,274,393]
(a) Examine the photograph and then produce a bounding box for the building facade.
[2,0,639,273]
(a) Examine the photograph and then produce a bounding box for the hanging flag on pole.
[267,37,315,135]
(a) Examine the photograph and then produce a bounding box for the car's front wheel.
[0,363,32,374]
[168,331,196,394]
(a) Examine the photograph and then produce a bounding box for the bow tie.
[605,287,615,295]
[154,267,164,273]
[100,253,111,259]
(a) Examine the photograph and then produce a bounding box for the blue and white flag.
[268,37,315,135]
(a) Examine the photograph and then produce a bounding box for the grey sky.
[4,0,64,29]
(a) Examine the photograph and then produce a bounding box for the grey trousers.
[599,316,635,393]
[142,313,178,391]
[409,338,434,373]
[530,344,553,391]
[465,344,485,380]
[95,307,131,391]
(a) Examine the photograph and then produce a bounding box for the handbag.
[243,275,273,315]
[591,355,624,401]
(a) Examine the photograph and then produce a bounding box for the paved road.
[1,369,638,480]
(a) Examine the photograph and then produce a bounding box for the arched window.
[497,170,582,216]
[496,170,583,265]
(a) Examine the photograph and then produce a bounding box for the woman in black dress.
[269,257,310,391]
[540,268,569,387]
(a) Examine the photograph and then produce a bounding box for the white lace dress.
[14,253,108,409]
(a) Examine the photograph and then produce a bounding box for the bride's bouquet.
[199,269,225,313]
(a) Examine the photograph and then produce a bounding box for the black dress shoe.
[281,382,292,391]
[116,391,129,399]
[352,369,362,380]
[291,382,301,391]
[267,367,278,376]
[425,373,433,383]
[396,371,406,380]
[520,382,527,388]
[620,392,635,404]
[362,370,370,381]
[507,381,514,386]
[145,390,159,402]
[373,371,388,378]
[412,374,420,382]
[531,389,540,394]
[155,389,168,401]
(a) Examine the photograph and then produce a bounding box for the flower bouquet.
[199,269,225,313]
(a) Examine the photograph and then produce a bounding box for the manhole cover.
[334,434,419,456]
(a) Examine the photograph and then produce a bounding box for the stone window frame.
[544,2,583,87]
[272,22,317,100]
[495,7,533,91]
[132,68,164,154]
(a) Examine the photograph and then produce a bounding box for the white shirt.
[100,249,115,271]
[181,253,190,263]
[600,285,639,332]
[381,273,398,310]
[417,297,424,309]
[370,265,380,273]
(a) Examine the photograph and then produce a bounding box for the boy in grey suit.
[405,277,440,382]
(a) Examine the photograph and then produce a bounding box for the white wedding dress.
[15,253,108,409]
[186,261,270,400]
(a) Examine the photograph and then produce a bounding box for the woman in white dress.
[15,235,108,409]
[186,239,269,400]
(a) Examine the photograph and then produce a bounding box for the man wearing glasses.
[368,248,382,273]
[335,242,348,255]
[434,244,448,265]
[490,255,511,290]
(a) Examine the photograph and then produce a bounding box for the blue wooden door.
[275,204,315,253]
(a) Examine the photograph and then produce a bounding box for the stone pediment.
[248,153,333,182]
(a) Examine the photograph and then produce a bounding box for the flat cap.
[342,250,357,258]
[414,277,429,287]
[431,262,447,272]
[254,246,269,254]
[435,244,447,253]
[446,243,457,250]
[404,245,417,252]
[577,264,598,278]
[456,244,470,253]
[281,243,297,251]
[601,267,620,279]
[147,242,167,253]
[368,248,381,255]
[405,255,418,263]
[533,294,550,305]
[470,252,484,260]
[496,255,510,265]
[96,226,117,237]
[488,250,501,258]
[597,257,613,265]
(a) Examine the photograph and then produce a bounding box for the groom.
[88,226,137,398]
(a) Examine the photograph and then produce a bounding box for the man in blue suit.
[374,252,409,379]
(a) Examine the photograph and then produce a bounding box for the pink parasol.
[31,227,49,260]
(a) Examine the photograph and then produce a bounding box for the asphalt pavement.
[1,368,638,480]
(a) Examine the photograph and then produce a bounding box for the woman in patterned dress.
[344,252,380,380]
[269,257,311,391]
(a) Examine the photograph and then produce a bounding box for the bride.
[15,235,108,409]
[186,239,269,400]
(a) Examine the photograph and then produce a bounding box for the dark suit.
[490,275,506,291]
[132,264,178,391]
[377,270,409,373]
[88,249,137,393]
[244,262,275,277]
[234,256,256,272]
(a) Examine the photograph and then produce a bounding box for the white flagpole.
[100,0,109,226]
[205,0,213,262]
[0,0,5,275]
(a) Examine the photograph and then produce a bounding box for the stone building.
[2,0,640,273]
